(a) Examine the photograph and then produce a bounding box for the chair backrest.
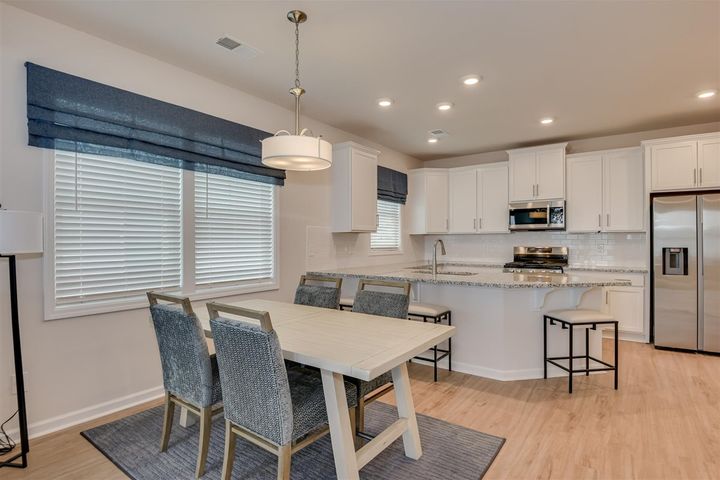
[352,279,411,319]
[146,292,214,408]
[293,274,343,309]
[207,302,294,446]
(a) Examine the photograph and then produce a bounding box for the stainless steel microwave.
[508,200,565,231]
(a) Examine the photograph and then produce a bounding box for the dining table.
[184,298,455,479]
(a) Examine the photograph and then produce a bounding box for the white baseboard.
[603,329,648,343]
[7,385,164,441]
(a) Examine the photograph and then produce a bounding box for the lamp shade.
[0,210,43,254]
[261,134,332,171]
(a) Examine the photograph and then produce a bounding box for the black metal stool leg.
[568,323,574,394]
[614,321,619,390]
[447,312,452,372]
[543,315,548,379]
[585,326,590,376]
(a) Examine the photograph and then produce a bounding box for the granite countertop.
[308,262,632,289]
[564,265,648,274]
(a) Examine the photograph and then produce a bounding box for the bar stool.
[408,303,452,382]
[339,296,354,311]
[543,309,618,394]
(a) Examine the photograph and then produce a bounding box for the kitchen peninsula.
[308,262,631,380]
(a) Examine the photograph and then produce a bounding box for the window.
[52,151,182,307]
[371,200,402,251]
[46,150,277,319]
[194,172,275,289]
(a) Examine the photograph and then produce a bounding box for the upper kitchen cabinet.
[507,143,567,201]
[331,142,379,232]
[448,163,509,234]
[567,147,644,233]
[408,168,449,234]
[645,132,720,191]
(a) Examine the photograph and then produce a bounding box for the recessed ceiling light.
[461,75,481,86]
[377,98,393,107]
[427,137,439,144]
[697,90,717,99]
[540,117,554,125]
[436,102,454,111]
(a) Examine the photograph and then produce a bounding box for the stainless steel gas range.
[503,246,568,274]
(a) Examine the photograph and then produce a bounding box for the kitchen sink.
[407,268,476,276]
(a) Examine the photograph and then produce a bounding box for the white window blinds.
[371,200,401,250]
[53,151,182,305]
[194,172,275,287]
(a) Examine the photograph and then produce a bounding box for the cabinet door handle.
[473,218,477,230]
[607,213,610,227]
[605,291,608,304]
[694,168,697,185]
[598,213,602,228]
[479,218,482,229]
[376,214,379,228]
[700,168,703,185]
[446,218,449,230]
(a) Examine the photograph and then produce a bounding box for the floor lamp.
[0,210,43,469]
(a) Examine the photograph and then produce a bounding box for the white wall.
[424,122,720,168]
[0,4,423,437]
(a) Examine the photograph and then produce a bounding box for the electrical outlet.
[10,372,29,395]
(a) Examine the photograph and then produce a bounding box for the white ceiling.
[7,0,720,160]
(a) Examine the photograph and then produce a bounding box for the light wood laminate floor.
[2,340,718,480]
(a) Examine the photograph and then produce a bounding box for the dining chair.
[146,292,223,479]
[293,274,343,309]
[207,301,358,480]
[350,279,411,439]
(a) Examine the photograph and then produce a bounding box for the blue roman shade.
[377,166,407,204]
[25,62,285,185]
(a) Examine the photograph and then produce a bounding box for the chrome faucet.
[432,239,446,276]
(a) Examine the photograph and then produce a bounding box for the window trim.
[42,150,279,321]
[369,199,403,255]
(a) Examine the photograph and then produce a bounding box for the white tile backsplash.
[424,231,647,267]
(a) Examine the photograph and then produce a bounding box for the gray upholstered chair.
[350,279,411,438]
[207,302,358,480]
[293,274,343,309]
[146,292,223,479]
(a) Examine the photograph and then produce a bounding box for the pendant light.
[261,10,332,171]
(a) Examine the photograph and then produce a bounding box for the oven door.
[509,201,565,230]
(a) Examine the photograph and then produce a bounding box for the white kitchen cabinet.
[567,147,644,233]
[477,163,509,233]
[507,143,567,202]
[698,137,720,188]
[606,286,644,334]
[408,169,449,234]
[603,148,644,232]
[331,142,379,232]
[650,141,697,191]
[448,163,509,234]
[567,154,603,232]
[449,168,477,233]
[645,133,720,192]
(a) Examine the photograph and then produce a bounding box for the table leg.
[320,369,360,480]
[391,363,422,459]
[179,407,197,427]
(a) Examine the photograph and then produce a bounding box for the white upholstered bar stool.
[408,302,452,382]
[543,309,618,394]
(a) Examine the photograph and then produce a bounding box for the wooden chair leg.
[221,420,236,480]
[356,395,365,436]
[349,406,358,448]
[160,392,175,452]
[195,406,212,478]
[277,443,292,480]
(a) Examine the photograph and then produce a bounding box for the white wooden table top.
[194,299,455,382]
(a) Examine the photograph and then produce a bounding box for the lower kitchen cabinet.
[605,286,644,334]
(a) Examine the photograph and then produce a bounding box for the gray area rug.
[82,402,504,479]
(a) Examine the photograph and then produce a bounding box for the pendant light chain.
[294,20,301,89]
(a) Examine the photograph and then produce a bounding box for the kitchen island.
[308,262,630,381]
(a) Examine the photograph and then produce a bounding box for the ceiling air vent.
[429,129,449,138]
[216,36,243,50]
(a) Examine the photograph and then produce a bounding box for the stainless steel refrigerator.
[653,194,720,353]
